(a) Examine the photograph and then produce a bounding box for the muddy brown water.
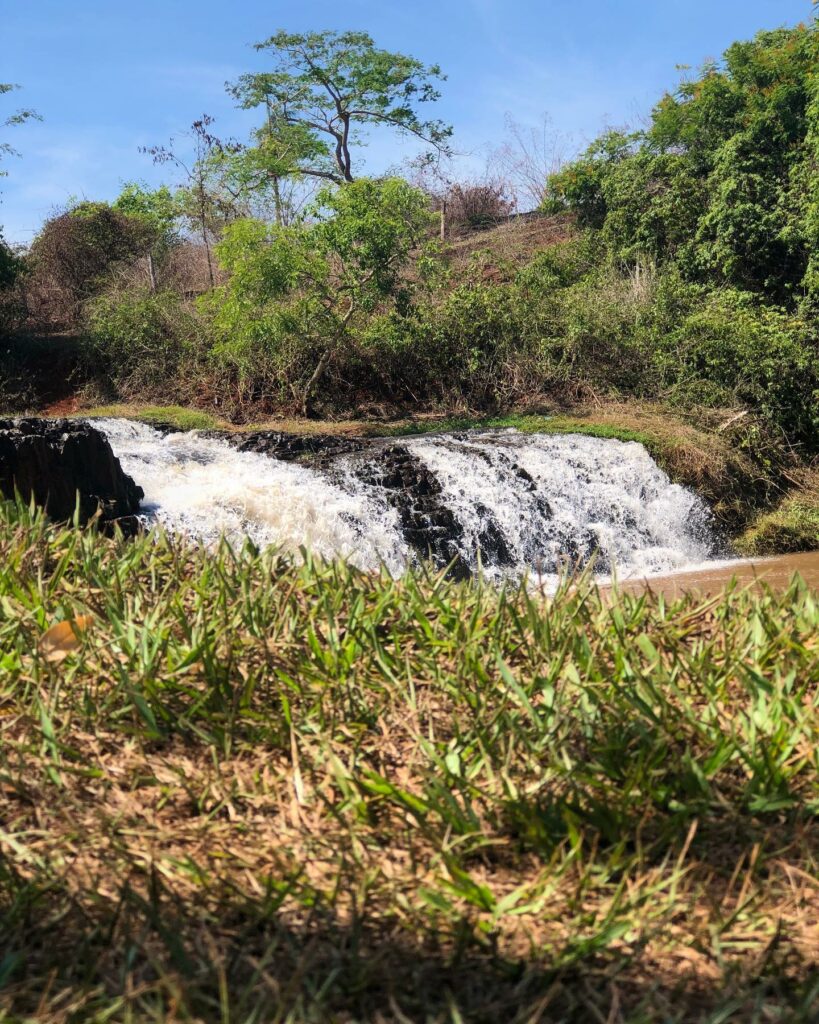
[613,550,819,599]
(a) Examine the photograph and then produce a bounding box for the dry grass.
[446,214,574,284]
[738,468,819,555]
[0,501,817,1022]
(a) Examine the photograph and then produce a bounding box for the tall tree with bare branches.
[228,30,452,185]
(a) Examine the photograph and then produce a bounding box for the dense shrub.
[0,233,20,291]
[654,287,819,441]
[27,202,154,326]
[546,21,819,302]
[83,288,208,399]
[443,179,516,231]
[205,178,437,414]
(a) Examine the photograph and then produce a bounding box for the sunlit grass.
[0,500,817,1021]
[739,469,819,556]
[80,403,223,431]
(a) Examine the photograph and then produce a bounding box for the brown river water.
[614,550,819,599]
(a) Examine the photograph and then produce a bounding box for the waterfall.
[95,418,720,583]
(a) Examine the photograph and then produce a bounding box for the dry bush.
[441,178,517,234]
[25,203,153,329]
[163,240,228,297]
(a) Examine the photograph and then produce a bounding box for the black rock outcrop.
[228,430,505,575]
[0,418,143,525]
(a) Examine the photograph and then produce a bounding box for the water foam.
[96,419,720,582]
[403,430,717,579]
[94,419,408,573]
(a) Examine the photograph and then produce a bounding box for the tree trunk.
[272,175,284,226]
[147,253,157,293]
[440,199,447,241]
[300,346,334,418]
[197,178,215,289]
[203,233,215,289]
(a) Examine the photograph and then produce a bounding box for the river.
[613,549,819,598]
[95,418,816,593]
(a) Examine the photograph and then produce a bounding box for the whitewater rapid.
[95,418,721,582]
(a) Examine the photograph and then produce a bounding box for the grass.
[738,470,819,556]
[384,411,656,445]
[0,500,817,1022]
[81,403,224,432]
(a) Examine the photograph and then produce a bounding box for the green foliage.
[739,495,819,555]
[83,288,206,395]
[207,177,437,412]
[113,181,180,251]
[652,285,819,439]
[547,20,819,301]
[0,232,19,290]
[0,81,40,173]
[229,30,452,183]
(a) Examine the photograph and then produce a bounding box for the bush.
[653,288,819,441]
[443,179,516,231]
[83,288,208,399]
[546,22,819,302]
[28,202,154,327]
[206,178,437,414]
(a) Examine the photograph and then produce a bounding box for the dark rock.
[231,429,471,572]
[232,431,367,468]
[227,429,551,576]
[346,443,468,574]
[0,418,143,524]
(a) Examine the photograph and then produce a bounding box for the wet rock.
[227,430,563,575]
[0,418,143,524]
[233,431,367,467]
[352,444,467,573]
[231,431,469,571]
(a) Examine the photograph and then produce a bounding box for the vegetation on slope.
[738,468,819,555]
[546,21,819,304]
[1,19,817,448]
[0,501,817,1021]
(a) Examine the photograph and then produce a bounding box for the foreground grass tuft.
[0,501,817,1022]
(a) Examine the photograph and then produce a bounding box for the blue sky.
[1,0,813,243]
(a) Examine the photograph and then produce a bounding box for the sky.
[1,0,814,244]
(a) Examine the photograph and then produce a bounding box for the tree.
[1,82,40,175]
[113,182,180,292]
[229,30,452,185]
[211,122,323,226]
[1,82,40,294]
[209,177,436,415]
[143,116,242,289]
[545,19,819,302]
[490,113,567,210]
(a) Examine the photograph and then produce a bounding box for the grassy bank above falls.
[0,501,817,1022]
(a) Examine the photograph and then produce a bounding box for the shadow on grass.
[2,852,817,1024]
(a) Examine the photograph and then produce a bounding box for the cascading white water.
[95,418,720,583]
[401,432,716,578]
[94,419,409,574]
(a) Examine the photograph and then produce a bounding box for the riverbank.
[1,500,817,1022]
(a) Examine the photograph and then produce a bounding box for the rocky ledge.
[0,418,143,526]
[229,430,512,575]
